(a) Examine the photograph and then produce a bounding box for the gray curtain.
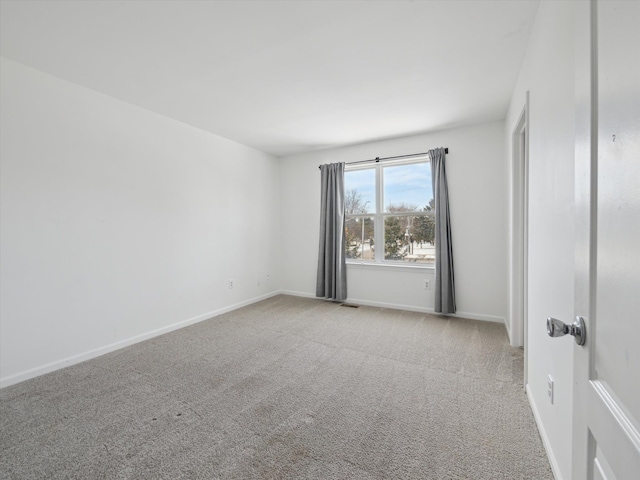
[430,147,456,313]
[316,162,347,301]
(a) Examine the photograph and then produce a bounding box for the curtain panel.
[316,162,347,301]
[430,147,456,313]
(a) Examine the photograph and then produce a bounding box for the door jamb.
[572,1,598,477]
[509,92,530,386]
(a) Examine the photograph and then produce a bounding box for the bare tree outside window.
[345,189,375,259]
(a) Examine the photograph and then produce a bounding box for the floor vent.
[340,304,359,308]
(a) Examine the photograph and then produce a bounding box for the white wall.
[280,122,508,323]
[0,58,281,387]
[505,2,577,479]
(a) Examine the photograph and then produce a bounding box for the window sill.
[346,261,435,272]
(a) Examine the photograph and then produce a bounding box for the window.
[344,158,434,265]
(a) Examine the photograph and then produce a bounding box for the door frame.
[509,92,530,377]
[572,0,596,477]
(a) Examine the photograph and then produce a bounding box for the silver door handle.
[546,316,586,346]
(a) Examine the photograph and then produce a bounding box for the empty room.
[1,1,638,479]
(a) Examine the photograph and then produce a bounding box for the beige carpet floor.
[1,294,552,479]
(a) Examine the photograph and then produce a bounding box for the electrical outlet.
[266,273,271,281]
[228,279,234,289]
[547,374,554,404]
[423,280,431,290]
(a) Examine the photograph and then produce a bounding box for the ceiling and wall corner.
[0,0,540,157]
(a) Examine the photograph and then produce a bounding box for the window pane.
[384,214,435,264]
[345,216,375,260]
[383,162,432,213]
[411,214,436,264]
[345,169,375,214]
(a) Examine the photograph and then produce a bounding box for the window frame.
[344,156,435,268]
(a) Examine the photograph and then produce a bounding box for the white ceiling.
[0,0,539,157]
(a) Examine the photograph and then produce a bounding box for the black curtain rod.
[318,148,448,169]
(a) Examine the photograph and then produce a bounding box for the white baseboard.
[279,289,317,299]
[526,384,562,480]
[1,289,504,388]
[0,291,280,389]
[279,290,504,324]
[445,309,505,324]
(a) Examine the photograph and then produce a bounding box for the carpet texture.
[1,295,552,479]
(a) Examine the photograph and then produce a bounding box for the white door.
[571,1,640,479]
